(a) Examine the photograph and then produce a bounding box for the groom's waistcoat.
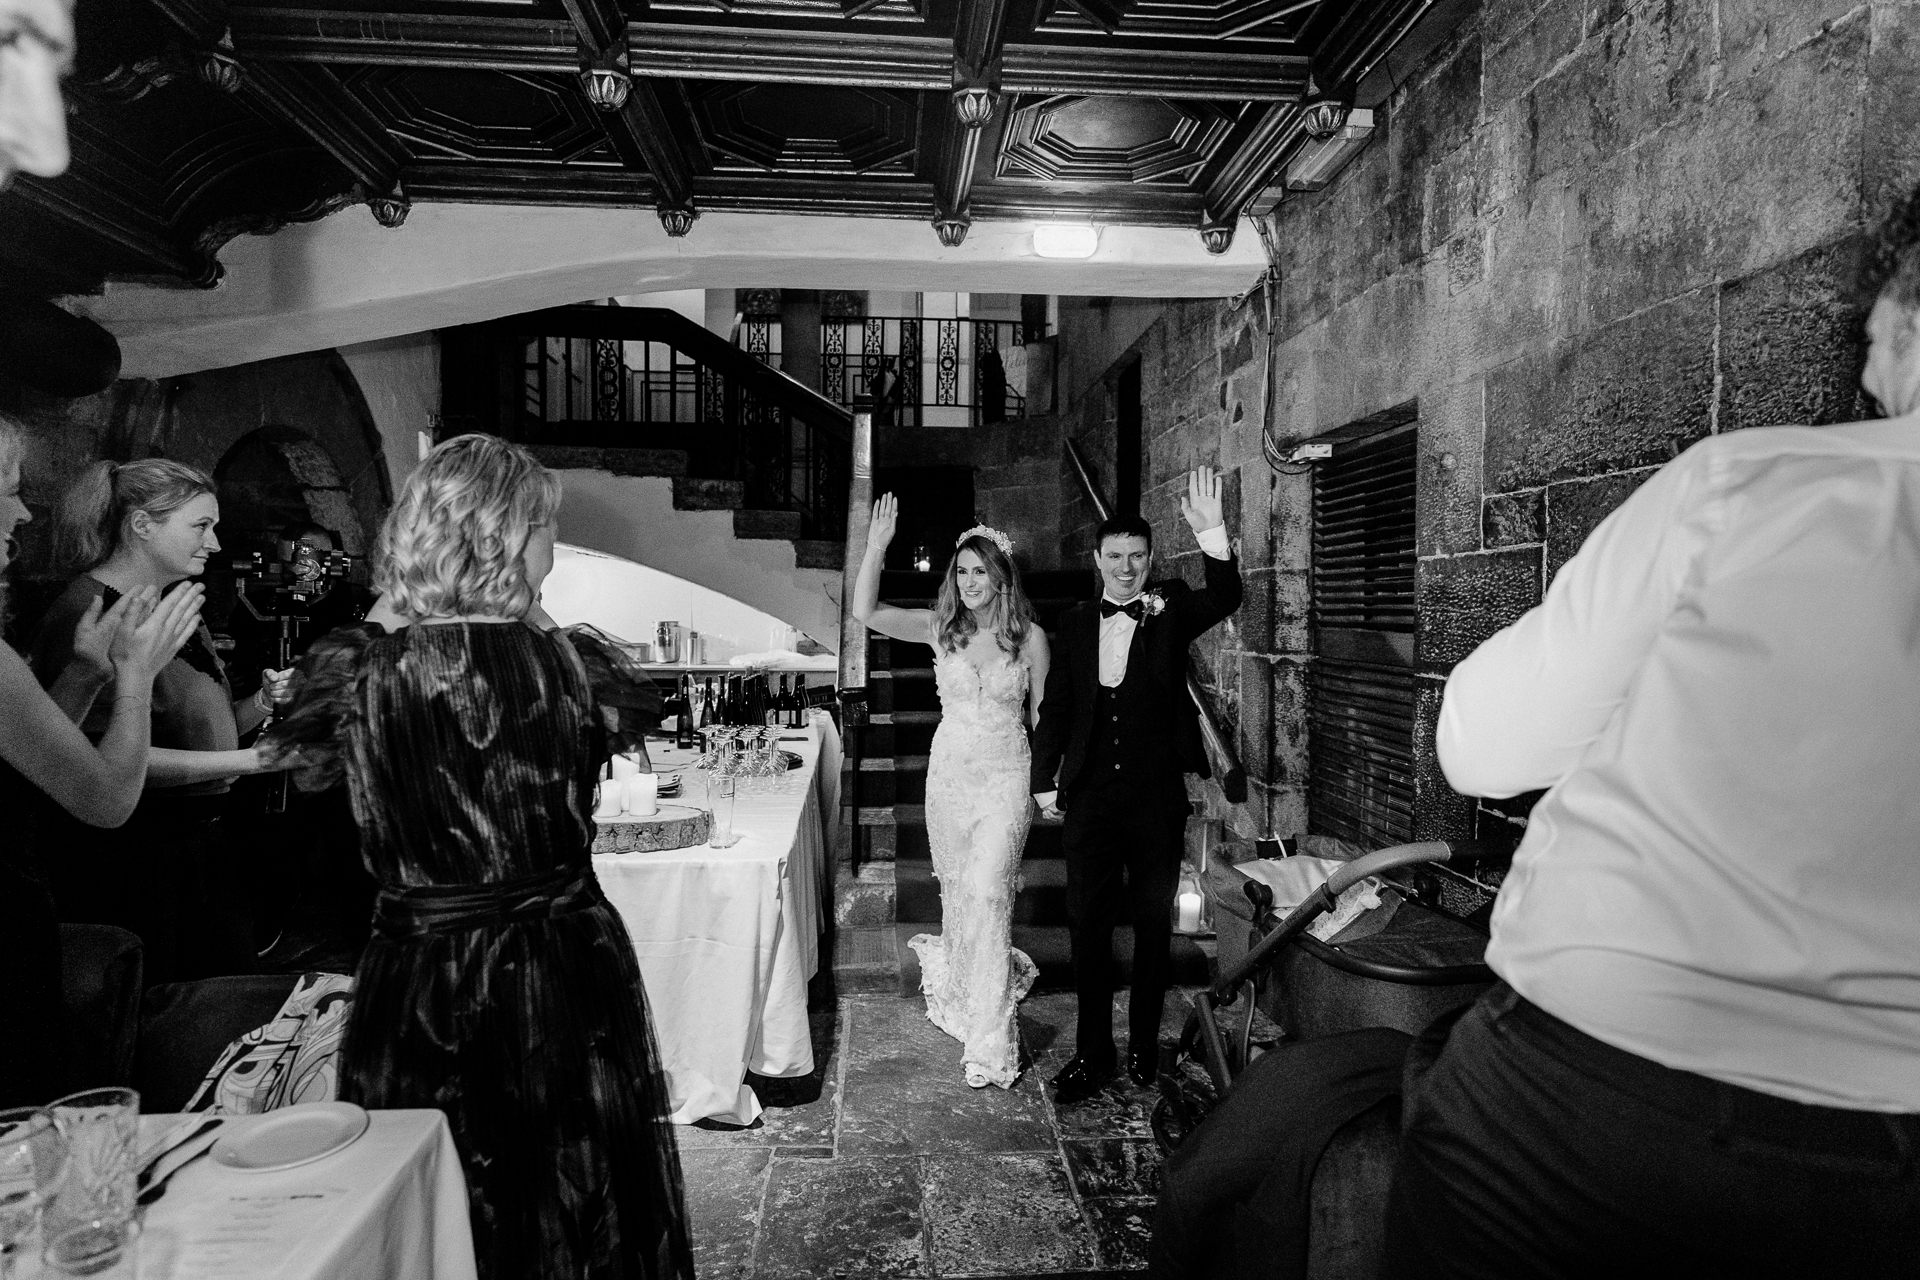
[1080,673,1180,787]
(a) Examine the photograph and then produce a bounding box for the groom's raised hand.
[1180,465,1225,536]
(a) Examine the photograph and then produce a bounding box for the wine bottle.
[675,675,695,748]
[700,678,716,729]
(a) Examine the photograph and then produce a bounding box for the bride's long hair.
[932,534,1034,657]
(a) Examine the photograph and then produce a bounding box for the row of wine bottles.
[671,672,811,746]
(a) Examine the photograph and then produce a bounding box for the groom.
[1031,466,1242,1100]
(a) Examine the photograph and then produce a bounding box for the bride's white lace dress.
[908,645,1039,1087]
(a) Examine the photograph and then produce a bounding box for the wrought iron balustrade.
[442,306,852,541]
[812,317,1041,428]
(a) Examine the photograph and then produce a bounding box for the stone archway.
[214,427,369,559]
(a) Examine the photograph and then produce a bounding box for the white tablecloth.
[593,711,841,1124]
[29,1110,477,1280]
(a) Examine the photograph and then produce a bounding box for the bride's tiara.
[956,524,1014,556]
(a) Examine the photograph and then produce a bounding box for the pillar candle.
[625,773,659,817]
[610,754,641,781]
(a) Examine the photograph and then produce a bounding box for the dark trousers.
[1150,1027,1410,1280]
[1061,772,1188,1064]
[0,866,64,1107]
[52,795,256,985]
[1383,984,1920,1278]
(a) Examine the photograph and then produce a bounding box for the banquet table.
[21,1110,477,1280]
[592,711,842,1124]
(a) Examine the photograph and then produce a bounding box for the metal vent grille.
[1309,425,1417,848]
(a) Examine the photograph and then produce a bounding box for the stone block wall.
[1054,0,1912,854]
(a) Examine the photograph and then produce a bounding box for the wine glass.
[0,1107,69,1279]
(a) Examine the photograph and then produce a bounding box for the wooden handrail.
[1063,436,1249,805]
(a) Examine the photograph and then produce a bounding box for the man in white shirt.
[1031,468,1240,1101]
[1383,205,1920,1275]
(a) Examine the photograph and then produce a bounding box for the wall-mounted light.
[1032,224,1100,259]
[1286,108,1376,192]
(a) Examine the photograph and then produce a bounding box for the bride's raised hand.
[869,492,900,550]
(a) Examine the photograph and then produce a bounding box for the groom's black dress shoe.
[1050,1056,1115,1103]
[1126,1048,1158,1089]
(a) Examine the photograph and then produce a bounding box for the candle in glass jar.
[1176,890,1202,934]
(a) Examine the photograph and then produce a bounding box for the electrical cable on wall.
[1242,213,1317,476]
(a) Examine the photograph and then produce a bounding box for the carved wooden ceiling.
[0,0,1444,304]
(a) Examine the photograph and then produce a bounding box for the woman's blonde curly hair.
[376,434,562,621]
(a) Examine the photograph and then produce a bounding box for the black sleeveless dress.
[269,621,692,1280]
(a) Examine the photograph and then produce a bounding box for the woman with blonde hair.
[266,433,692,1280]
[31,455,295,981]
[851,494,1049,1088]
[0,417,204,1103]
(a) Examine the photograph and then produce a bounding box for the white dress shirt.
[1439,419,1920,1112]
[1098,524,1232,687]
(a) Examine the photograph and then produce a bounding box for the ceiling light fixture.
[1032,224,1099,259]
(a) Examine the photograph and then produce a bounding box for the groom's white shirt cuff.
[1194,524,1230,559]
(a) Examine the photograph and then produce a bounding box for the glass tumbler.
[0,1107,67,1280]
[43,1090,138,1243]
[709,768,741,848]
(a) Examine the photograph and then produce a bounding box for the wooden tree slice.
[592,804,713,854]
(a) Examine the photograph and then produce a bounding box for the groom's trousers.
[1061,772,1190,1065]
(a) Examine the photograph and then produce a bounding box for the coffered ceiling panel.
[1,0,1466,303]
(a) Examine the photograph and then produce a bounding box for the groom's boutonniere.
[1140,591,1167,618]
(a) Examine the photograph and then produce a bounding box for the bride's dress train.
[907,647,1038,1088]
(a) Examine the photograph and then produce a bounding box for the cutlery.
[136,1119,220,1189]
[132,1116,203,1174]
[136,1143,214,1208]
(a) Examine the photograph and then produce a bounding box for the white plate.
[211,1102,369,1173]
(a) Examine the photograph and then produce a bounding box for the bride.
[853,494,1049,1088]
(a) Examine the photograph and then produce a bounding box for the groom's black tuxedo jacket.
[1029,552,1242,799]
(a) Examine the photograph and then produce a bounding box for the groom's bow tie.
[1100,598,1146,621]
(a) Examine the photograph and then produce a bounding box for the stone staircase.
[839,569,1211,998]
[527,444,845,570]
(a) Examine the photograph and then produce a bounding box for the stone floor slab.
[838,997,1056,1155]
[677,993,844,1154]
[1062,1139,1163,1199]
[1083,1197,1156,1272]
[679,1148,771,1280]
[756,1155,927,1279]
[921,1154,1096,1276]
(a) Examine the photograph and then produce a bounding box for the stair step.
[896,858,1067,925]
[529,444,690,478]
[870,711,940,725]
[869,668,934,680]
[733,508,805,540]
[893,821,1061,862]
[850,755,929,772]
[792,539,845,570]
[896,923,1210,996]
[672,477,745,510]
[833,925,901,996]
[857,803,924,827]
[835,860,896,928]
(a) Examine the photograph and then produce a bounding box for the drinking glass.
[43,1218,137,1278]
[44,1090,137,1243]
[0,1108,67,1280]
[709,766,742,848]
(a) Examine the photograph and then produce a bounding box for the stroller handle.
[1210,840,1457,1003]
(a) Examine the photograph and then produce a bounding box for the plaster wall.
[541,543,803,661]
[1054,0,1910,853]
[75,209,1267,379]
[338,332,439,497]
[550,468,840,651]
